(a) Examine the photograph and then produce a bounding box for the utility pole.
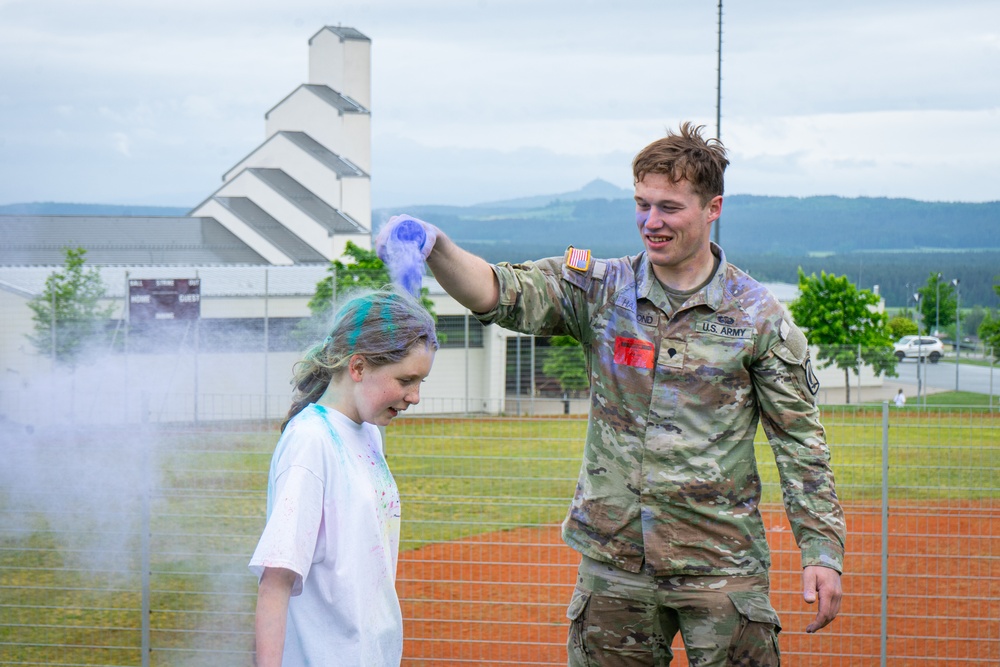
[713,0,723,247]
[914,292,923,400]
[953,279,961,392]
[935,272,942,335]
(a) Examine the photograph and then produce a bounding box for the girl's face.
[348,345,435,426]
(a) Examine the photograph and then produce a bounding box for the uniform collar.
[636,243,728,314]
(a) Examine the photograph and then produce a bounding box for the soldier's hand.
[802,565,842,633]
[375,215,440,262]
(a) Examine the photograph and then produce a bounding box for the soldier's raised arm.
[376,214,499,314]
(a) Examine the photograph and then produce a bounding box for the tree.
[307,242,389,321]
[979,277,1000,360]
[541,336,589,396]
[916,272,957,334]
[887,316,918,340]
[789,269,898,403]
[297,241,436,343]
[963,306,988,341]
[979,313,1000,361]
[27,247,114,367]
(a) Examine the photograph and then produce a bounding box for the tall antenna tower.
[713,0,724,246]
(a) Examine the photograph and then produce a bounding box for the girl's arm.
[255,566,298,667]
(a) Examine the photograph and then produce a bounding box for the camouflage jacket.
[476,245,846,577]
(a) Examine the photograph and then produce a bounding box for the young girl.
[249,289,438,666]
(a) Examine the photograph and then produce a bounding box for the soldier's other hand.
[375,215,440,262]
[802,565,842,633]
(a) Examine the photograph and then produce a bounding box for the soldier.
[377,122,845,666]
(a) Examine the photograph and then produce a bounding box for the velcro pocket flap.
[728,591,782,630]
[566,589,591,621]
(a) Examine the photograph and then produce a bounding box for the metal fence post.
[124,271,130,423]
[464,311,470,414]
[515,334,522,416]
[194,271,200,424]
[857,343,862,403]
[141,432,151,667]
[51,286,57,365]
[881,401,889,667]
[264,268,269,420]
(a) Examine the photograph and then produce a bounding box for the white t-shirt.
[249,403,402,666]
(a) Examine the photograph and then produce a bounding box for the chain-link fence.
[1,399,997,666]
[1,269,998,664]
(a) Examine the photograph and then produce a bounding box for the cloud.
[0,0,997,206]
[111,132,131,157]
[725,109,1000,201]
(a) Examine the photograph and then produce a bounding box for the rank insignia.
[565,247,591,273]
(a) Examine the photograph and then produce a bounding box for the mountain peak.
[470,179,632,209]
[577,179,631,199]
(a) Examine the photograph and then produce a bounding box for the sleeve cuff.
[801,540,844,574]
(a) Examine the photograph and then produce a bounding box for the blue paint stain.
[383,218,427,297]
[636,210,649,232]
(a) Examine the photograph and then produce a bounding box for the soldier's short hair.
[632,122,730,205]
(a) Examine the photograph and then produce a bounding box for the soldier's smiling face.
[634,174,722,287]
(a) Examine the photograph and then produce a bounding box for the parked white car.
[893,335,944,363]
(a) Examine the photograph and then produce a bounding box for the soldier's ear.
[707,195,723,223]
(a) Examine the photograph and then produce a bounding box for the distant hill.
[473,178,633,209]
[375,190,1000,309]
[5,190,998,308]
[0,202,190,216]
[376,192,1000,259]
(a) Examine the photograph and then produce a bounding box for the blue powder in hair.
[347,300,373,348]
[381,302,398,337]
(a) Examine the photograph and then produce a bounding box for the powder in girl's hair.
[347,300,373,348]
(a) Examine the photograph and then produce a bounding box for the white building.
[0,26,512,426]
[0,26,881,427]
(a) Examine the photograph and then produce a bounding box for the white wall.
[223,134,341,206]
[308,29,371,109]
[189,198,295,265]
[265,90,372,173]
[204,170,339,260]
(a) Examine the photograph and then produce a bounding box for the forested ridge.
[378,193,1000,307]
[6,192,997,307]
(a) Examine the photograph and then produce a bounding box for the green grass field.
[1,406,998,664]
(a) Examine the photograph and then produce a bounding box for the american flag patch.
[565,247,591,272]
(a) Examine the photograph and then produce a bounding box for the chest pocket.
[684,316,754,376]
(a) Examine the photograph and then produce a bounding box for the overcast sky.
[0,0,997,209]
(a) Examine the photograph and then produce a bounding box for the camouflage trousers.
[567,556,781,667]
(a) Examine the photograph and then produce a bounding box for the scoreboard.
[129,279,201,321]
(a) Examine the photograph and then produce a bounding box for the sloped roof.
[0,215,266,266]
[310,26,370,43]
[280,132,368,177]
[0,264,331,299]
[213,197,328,263]
[248,168,367,234]
[265,84,369,119]
[224,131,368,183]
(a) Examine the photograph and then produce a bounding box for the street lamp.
[914,292,923,399]
[953,279,960,392]
[935,272,942,336]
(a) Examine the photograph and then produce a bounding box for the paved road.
[894,359,1000,395]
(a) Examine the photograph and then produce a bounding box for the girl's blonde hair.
[282,289,438,431]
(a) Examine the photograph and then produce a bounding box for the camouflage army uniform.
[475,244,845,666]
